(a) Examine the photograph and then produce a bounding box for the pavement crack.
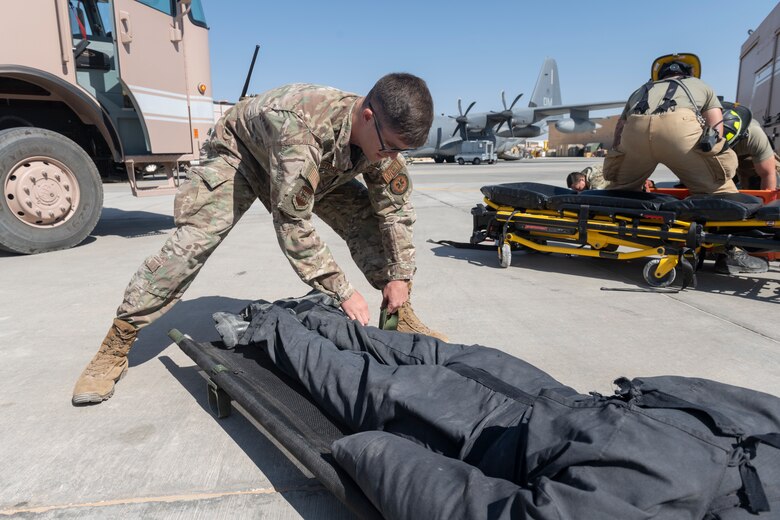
[415,191,472,213]
[666,294,780,343]
[0,484,326,515]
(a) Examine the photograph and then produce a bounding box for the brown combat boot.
[396,301,448,342]
[72,319,137,405]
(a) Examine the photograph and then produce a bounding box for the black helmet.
[721,102,752,147]
[651,53,701,81]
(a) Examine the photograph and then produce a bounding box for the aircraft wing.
[532,100,625,120]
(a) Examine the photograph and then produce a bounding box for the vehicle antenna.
[240,45,261,100]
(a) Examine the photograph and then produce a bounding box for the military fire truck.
[736,2,780,148]
[0,0,214,254]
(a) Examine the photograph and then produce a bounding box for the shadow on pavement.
[429,244,780,303]
[92,208,175,238]
[158,356,354,520]
[0,209,172,257]
[130,296,252,366]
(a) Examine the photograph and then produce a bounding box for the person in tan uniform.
[604,59,767,275]
[603,53,738,195]
[725,105,779,191]
[73,73,447,405]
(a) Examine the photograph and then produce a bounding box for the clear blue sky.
[204,1,776,118]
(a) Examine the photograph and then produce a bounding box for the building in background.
[547,116,619,157]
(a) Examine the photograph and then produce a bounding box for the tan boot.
[396,301,448,342]
[72,319,137,405]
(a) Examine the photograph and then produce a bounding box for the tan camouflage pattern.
[117,156,257,327]
[117,84,416,328]
[582,164,609,189]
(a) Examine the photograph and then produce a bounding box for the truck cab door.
[112,0,192,154]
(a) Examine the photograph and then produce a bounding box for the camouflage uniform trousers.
[116,157,391,329]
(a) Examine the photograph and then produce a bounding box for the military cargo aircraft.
[407,58,624,163]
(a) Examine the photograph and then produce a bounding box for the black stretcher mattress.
[481,183,780,221]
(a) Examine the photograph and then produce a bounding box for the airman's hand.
[381,280,409,314]
[341,291,370,325]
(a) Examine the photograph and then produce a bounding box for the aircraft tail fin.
[528,58,561,108]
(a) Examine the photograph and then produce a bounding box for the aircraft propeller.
[493,91,523,136]
[449,98,476,137]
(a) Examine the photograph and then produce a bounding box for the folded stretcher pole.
[167,329,383,520]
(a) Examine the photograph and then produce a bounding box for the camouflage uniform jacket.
[205,84,415,303]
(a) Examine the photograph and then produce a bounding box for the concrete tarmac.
[1,158,778,518]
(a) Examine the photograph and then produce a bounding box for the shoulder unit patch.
[389,173,409,195]
[293,184,314,210]
[381,157,405,184]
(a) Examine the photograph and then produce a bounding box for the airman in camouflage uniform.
[73,73,445,405]
[566,164,609,192]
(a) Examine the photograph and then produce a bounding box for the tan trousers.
[736,152,780,189]
[603,110,738,194]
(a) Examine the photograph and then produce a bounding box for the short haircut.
[566,172,585,188]
[363,73,433,148]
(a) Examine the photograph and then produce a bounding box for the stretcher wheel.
[642,258,676,288]
[499,243,512,268]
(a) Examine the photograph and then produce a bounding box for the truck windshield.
[188,0,208,28]
[68,0,112,41]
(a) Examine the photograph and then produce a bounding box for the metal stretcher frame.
[167,329,383,520]
[472,194,780,288]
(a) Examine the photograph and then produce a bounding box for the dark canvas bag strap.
[614,378,743,436]
[617,379,780,515]
[738,432,780,513]
[748,432,780,449]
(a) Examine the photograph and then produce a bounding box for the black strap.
[652,81,679,114]
[669,78,707,125]
[712,433,780,514]
[577,205,589,243]
[631,80,655,115]
[619,379,780,515]
[615,379,744,436]
[739,461,770,513]
[749,432,780,449]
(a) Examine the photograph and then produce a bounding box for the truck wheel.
[0,127,103,254]
[457,158,465,165]
[473,158,481,165]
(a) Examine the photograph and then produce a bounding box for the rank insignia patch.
[389,173,409,195]
[293,185,314,210]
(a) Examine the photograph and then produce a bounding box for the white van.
[455,140,497,165]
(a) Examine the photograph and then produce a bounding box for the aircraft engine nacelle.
[554,118,601,133]
[496,125,542,138]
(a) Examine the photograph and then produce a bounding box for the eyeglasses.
[368,102,414,153]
